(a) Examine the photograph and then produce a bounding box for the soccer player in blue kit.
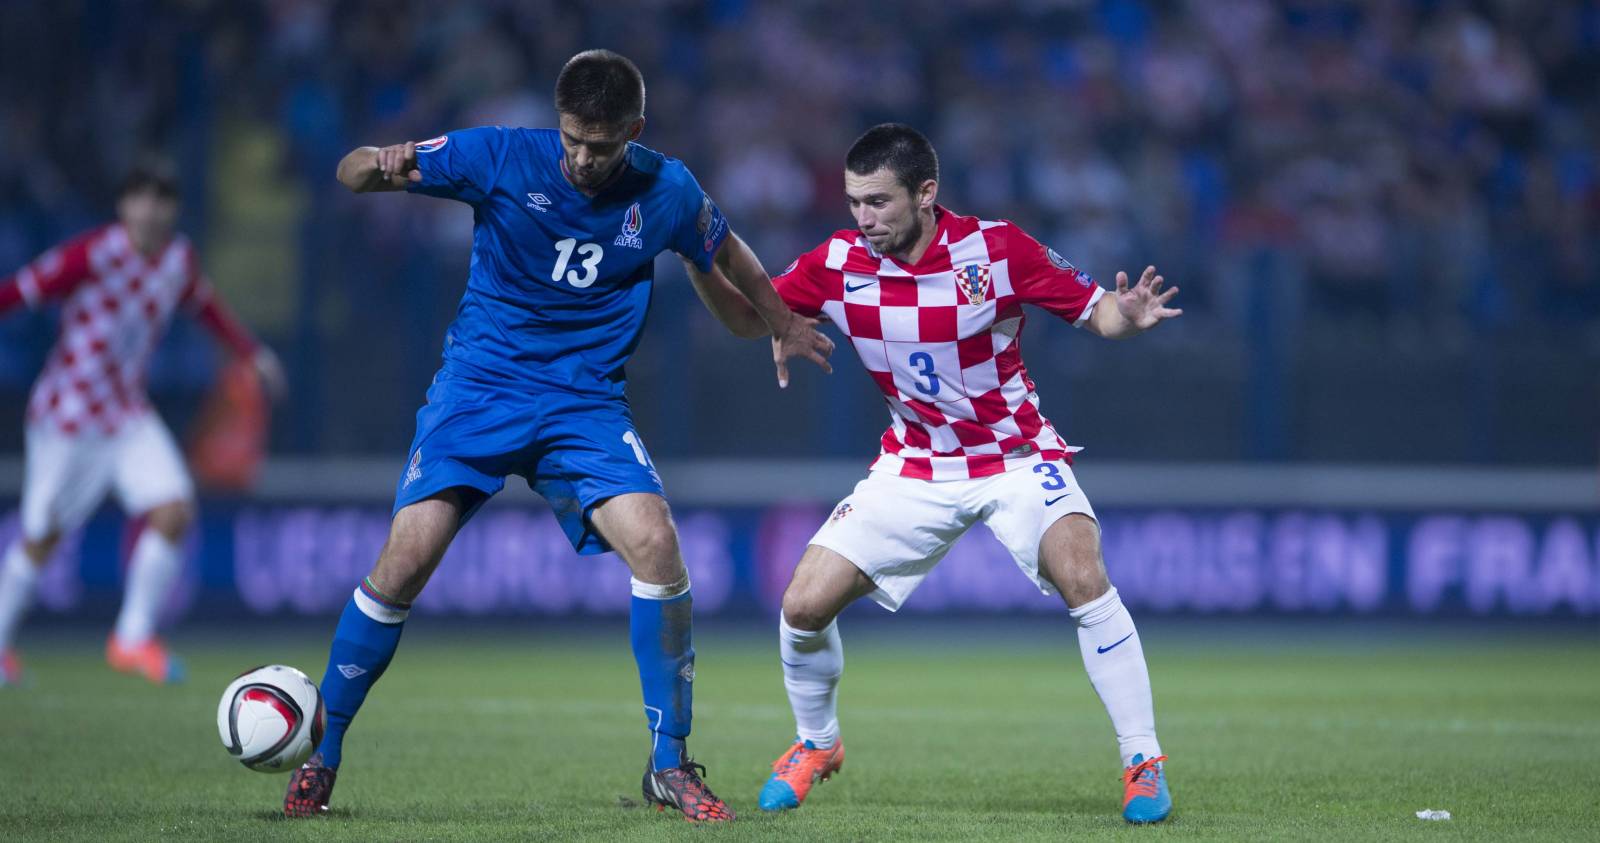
[283,50,834,822]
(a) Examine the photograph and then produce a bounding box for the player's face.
[845,168,935,257]
[116,187,179,253]
[558,114,644,191]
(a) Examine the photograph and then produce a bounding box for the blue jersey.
[407,127,729,396]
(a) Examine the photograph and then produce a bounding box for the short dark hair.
[118,156,180,200]
[554,49,646,127]
[846,123,938,194]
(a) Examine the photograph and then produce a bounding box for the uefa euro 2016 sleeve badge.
[955,263,992,306]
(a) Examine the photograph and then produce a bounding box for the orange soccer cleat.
[1121,753,1172,823]
[758,738,844,811]
[0,648,23,686]
[106,635,186,684]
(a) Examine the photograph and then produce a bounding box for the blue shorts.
[393,372,663,555]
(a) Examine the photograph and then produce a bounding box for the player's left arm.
[671,178,833,386]
[181,258,287,400]
[681,251,765,339]
[1083,266,1183,339]
[689,233,835,387]
[1003,224,1180,339]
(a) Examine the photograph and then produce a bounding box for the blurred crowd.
[1,0,1595,463]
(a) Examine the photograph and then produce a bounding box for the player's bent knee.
[371,497,463,601]
[22,533,61,565]
[1041,514,1111,605]
[634,524,681,566]
[145,500,194,540]
[780,590,839,632]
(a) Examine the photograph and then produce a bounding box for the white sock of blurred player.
[1071,586,1161,766]
[0,542,40,653]
[112,529,182,645]
[779,613,843,748]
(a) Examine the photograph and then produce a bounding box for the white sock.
[113,529,183,645]
[1070,586,1161,767]
[0,543,41,652]
[779,613,843,749]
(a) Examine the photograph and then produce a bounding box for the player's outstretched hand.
[771,312,834,389]
[252,347,289,403]
[1114,266,1182,330]
[375,141,422,187]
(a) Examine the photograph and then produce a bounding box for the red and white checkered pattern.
[14,224,218,436]
[775,207,1105,481]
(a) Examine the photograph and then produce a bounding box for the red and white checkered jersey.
[0,223,257,436]
[774,206,1105,481]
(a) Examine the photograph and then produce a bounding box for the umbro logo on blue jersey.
[337,663,368,679]
[1097,632,1134,654]
[614,202,644,249]
[1045,494,1072,506]
[525,193,551,213]
[845,279,877,293]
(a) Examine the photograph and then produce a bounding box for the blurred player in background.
[688,124,1181,823]
[289,49,832,822]
[0,160,284,687]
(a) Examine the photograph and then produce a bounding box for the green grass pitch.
[2,618,1596,841]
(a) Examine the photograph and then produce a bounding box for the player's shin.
[629,576,693,771]
[0,542,40,653]
[1070,586,1161,766]
[315,578,409,769]
[779,613,843,748]
[112,528,183,646]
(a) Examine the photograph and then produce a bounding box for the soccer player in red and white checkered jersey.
[688,125,1179,823]
[0,160,284,687]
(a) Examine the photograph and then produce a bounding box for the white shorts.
[20,413,194,541]
[808,461,1097,611]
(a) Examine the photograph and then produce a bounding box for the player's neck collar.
[559,152,631,198]
[883,205,948,269]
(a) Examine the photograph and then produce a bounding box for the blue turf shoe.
[1121,753,1171,823]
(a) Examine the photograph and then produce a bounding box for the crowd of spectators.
[1,0,1595,462]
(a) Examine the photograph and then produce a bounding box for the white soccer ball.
[217,664,325,773]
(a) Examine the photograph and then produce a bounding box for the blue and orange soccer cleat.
[1121,753,1171,823]
[0,648,23,687]
[106,635,186,684]
[759,738,844,812]
[643,759,734,823]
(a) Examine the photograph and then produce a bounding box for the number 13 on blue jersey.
[552,238,603,288]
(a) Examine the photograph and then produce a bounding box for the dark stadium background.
[2,0,1593,624]
[1,3,1597,841]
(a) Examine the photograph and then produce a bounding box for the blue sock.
[314,578,409,769]
[630,577,693,771]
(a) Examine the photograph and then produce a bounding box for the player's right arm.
[338,130,502,202]
[0,232,95,315]
[335,142,422,193]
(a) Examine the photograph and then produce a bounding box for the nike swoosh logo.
[844,280,876,292]
[1045,494,1072,506]
[1097,632,1134,654]
[781,659,806,669]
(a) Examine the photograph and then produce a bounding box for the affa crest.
[403,449,423,488]
[955,263,992,306]
[614,202,645,249]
